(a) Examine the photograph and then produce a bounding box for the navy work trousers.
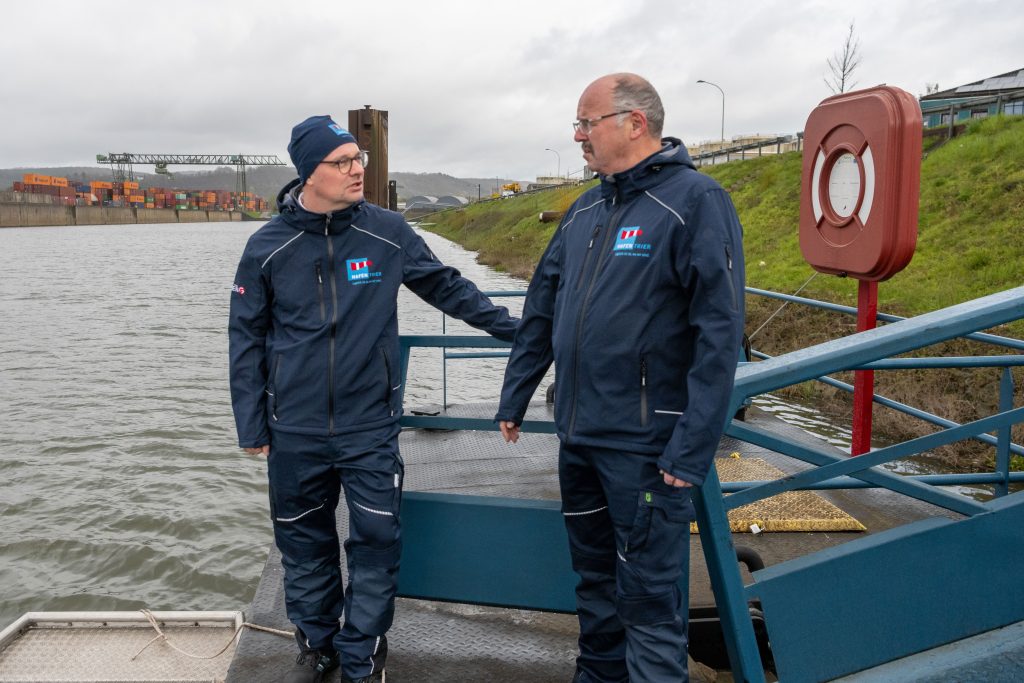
[559,442,693,683]
[267,423,403,680]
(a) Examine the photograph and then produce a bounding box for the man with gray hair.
[496,73,746,681]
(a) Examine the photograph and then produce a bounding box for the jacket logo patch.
[346,257,382,285]
[232,283,246,295]
[613,227,652,257]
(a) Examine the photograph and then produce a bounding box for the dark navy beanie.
[288,115,357,183]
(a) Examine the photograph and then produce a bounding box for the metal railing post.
[996,367,1015,497]
[442,313,448,410]
[694,466,767,682]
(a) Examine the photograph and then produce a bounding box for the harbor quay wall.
[75,206,136,225]
[0,202,244,228]
[134,209,181,224]
[0,202,75,227]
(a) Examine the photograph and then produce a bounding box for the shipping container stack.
[7,174,270,213]
[13,174,78,206]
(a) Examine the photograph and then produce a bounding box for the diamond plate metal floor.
[226,403,944,682]
[0,613,241,683]
[228,402,576,682]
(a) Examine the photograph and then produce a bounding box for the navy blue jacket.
[495,140,745,485]
[230,180,517,448]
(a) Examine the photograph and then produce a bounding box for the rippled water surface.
[0,221,527,626]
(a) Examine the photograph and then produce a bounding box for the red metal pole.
[851,279,878,455]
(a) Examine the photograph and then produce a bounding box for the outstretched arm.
[401,227,518,341]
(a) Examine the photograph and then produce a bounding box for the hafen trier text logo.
[346,257,383,284]
[613,226,652,258]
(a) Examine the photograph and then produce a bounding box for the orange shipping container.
[91,181,113,190]
[50,176,69,187]
[124,181,140,191]
[23,173,52,186]
[129,194,145,203]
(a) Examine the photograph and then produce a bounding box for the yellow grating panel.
[690,456,867,533]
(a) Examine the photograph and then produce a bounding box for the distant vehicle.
[501,182,521,197]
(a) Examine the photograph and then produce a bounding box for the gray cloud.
[1,0,1019,181]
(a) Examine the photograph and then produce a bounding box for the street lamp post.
[545,148,561,179]
[696,79,725,144]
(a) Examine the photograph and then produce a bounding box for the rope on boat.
[130,608,295,661]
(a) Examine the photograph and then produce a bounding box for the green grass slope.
[424,115,1024,326]
[718,115,1024,319]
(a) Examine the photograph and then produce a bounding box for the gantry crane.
[96,153,287,195]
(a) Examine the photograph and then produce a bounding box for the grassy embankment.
[423,116,1024,469]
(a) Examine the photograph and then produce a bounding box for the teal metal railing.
[703,285,1024,682]
[395,285,1024,681]
[438,290,524,409]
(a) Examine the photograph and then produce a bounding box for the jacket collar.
[599,138,695,204]
[276,178,365,234]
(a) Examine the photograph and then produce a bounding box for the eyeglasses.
[572,110,633,134]
[320,150,369,173]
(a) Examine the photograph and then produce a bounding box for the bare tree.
[825,22,862,94]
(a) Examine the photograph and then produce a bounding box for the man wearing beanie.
[229,114,518,683]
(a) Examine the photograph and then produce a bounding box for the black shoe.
[341,635,387,683]
[340,674,384,683]
[284,648,339,683]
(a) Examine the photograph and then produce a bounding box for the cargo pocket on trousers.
[624,487,693,585]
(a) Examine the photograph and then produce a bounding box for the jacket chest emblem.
[346,257,383,285]
[613,227,652,258]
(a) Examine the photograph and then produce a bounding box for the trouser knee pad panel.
[616,589,677,626]
[351,539,402,567]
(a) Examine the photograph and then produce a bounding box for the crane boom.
[97,154,286,165]
[96,153,287,190]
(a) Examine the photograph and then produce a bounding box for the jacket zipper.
[315,262,326,321]
[382,347,395,415]
[640,356,648,427]
[574,225,601,291]
[725,245,738,310]
[271,354,282,421]
[568,201,627,436]
[325,217,338,434]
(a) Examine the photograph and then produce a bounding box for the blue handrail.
[704,285,1024,681]
[399,284,1024,682]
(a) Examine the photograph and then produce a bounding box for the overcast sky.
[1,0,1019,181]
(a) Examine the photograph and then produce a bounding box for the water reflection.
[751,392,1000,500]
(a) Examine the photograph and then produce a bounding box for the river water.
[0,220,1003,627]
[0,221,528,626]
